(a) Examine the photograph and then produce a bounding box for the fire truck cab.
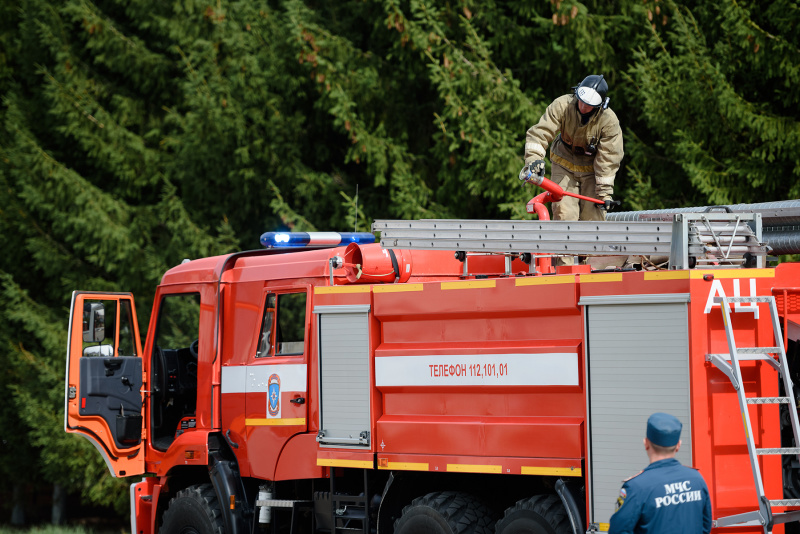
[65,215,800,534]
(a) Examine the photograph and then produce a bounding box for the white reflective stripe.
[221,364,307,393]
[308,232,344,245]
[375,353,578,387]
[221,366,248,393]
[525,142,546,159]
[248,364,307,392]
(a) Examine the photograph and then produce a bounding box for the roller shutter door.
[315,305,371,448]
[583,296,691,527]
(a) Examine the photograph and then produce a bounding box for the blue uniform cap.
[646,413,682,447]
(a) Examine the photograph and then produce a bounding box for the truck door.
[242,288,310,478]
[64,292,145,478]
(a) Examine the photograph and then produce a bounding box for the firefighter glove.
[600,199,621,211]
[519,160,545,183]
[519,159,544,183]
[530,159,546,177]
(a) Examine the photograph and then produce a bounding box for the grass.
[0,529,93,534]
[0,526,127,534]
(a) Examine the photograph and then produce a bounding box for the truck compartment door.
[582,295,691,529]
[65,292,145,477]
[315,305,372,447]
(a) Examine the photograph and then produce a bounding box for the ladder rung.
[738,347,781,354]
[746,397,792,404]
[712,511,765,528]
[708,353,778,362]
[770,499,800,507]
[756,448,800,455]
[714,296,773,304]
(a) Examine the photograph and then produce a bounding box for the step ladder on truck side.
[707,295,800,532]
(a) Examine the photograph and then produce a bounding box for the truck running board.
[707,295,800,533]
[374,212,768,269]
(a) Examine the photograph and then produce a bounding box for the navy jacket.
[608,458,712,534]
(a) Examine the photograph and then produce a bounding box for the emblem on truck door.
[268,373,281,417]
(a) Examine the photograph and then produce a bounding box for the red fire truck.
[65,202,800,534]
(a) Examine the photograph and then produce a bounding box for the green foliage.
[0,274,130,513]
[1,0,799,522]
[627,0,800,205]
[0,0,239,518]
[388,0,532,216]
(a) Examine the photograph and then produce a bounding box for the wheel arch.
[207,432,252,534]
[158,433,252,534]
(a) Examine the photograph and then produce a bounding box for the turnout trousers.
[550,161,605,266]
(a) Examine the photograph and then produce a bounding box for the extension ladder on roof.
[373,212,768,270]
[707,295,800,532]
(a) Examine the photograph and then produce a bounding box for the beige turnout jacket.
[524,94,623,199]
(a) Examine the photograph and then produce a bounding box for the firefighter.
[608,413,712,534]
[521,74,623,264]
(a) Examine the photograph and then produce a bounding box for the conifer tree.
[2,0,799,521]
[626,0,800,207]
[0,0,238,514]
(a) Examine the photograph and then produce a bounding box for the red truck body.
[65,241,800,534]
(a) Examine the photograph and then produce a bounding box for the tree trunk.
[11,483,25,526]
[52,483,66,525]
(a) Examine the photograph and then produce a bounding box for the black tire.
[495,495,572,534]
[189,339,199,360]
[161,484,225,534]
[393,491,496,534]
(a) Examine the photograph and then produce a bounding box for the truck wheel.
[495,495,571,534]
[393,491,496,534]
[161,484,225,534]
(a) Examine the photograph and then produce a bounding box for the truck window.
[256,292,306,357]
[151,293,200,451]
[256,294,276,357]
[118,300,136,356]
[81,299,137,357]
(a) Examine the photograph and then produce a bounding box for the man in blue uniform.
[608,413,712,534]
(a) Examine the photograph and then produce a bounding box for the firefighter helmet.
[574,74,608,107]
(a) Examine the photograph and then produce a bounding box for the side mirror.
[83,302,106,343]
[83,344,114,357]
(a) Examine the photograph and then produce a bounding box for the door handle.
[104,358,123,376]
[290,397,305,405]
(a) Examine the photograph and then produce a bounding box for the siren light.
[260,231,376,249]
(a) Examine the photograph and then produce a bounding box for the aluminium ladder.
[373,212,768,270]
[707,295,800,532]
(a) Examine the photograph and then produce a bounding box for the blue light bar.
[260,231,376,248]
